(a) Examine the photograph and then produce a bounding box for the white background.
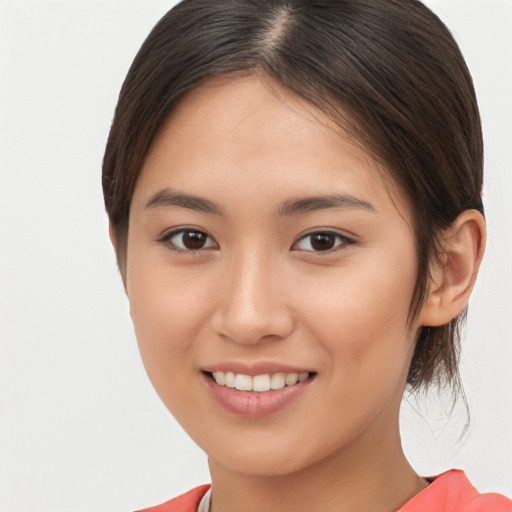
[1,1,511,511]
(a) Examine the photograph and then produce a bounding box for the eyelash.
[158,228,354,254]
[292,230,354,254]
[158,228,218,253]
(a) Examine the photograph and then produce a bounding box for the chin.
[209,447,312,478]
[201,425,354,479]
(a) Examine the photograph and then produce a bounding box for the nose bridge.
[212,244,293,344]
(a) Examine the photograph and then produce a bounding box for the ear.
[419,210,486,327]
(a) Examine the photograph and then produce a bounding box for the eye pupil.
[183,231,207,249]
[311,233,335,251]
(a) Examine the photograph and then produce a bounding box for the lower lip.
[202,373,313,418]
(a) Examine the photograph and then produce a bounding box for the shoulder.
[463,493,512,512]
[135,485,211,512]
[400,470,511,512]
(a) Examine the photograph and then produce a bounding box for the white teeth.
[212,371,225,385]
[234,374,252,391]
[298,372,309,382]
[253,374,271,392]
[211,370,310,392]
[225,371,236,388]
[285,373,299,386]
[270,373,286,390]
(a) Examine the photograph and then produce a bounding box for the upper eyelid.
[291,230,355,253]
[295,228,354,242]
[157,227,218,251]
[158,226,211,240]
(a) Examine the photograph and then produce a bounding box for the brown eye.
[182,231,208,249]
[310,233,336,251]
[294,231,351,252]
[164,229,217,251]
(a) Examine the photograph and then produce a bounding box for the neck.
[208,419,427,512]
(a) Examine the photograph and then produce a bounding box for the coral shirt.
[136,470,511,512]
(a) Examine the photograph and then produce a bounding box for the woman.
[102,0,511,510]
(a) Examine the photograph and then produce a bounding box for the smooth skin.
[113,76,485,512]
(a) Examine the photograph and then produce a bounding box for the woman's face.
[126,76,422,477]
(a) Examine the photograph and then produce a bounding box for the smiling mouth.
[205,371,314,392]
[203,370,316,417]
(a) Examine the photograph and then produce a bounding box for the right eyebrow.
[145,188,225,216]
[278,193,376,216]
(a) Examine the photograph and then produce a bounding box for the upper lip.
[201,361,314,376]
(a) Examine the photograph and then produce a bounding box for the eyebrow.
[278,193,375,216]
[145,188,375,216]
[145,189,225,215]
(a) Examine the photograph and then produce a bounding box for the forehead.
[132,75,411,221]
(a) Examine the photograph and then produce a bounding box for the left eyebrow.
[145,188,225,216]
[278,193,376,216]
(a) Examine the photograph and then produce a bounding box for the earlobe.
[419,210,486,327]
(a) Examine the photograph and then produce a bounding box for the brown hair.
[102,0,483,394]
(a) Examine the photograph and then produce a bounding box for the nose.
[211,251,295,345]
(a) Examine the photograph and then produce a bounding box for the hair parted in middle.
[102,0,483,395]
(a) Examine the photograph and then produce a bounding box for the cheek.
[292,264,417,451]
[299,251,417,384]
[126,247,215,379]
[126,263,217,427]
